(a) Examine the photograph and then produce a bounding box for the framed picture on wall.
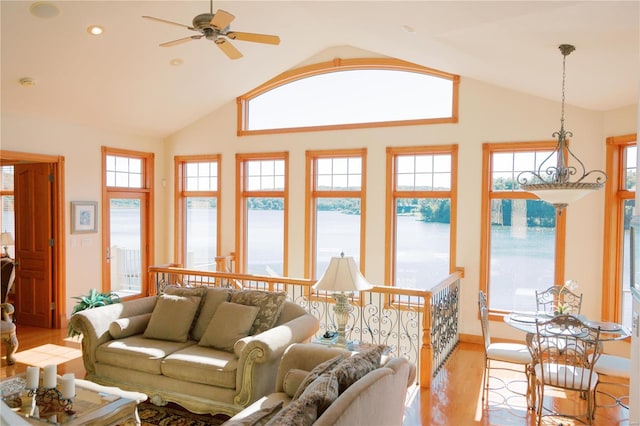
[71,201,98,234]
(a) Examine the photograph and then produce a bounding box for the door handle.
[106,248,111,263]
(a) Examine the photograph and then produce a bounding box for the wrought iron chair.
[593,354,630,413]
[535,285,582,315]
[527,314,602,425]
[478,291,533,408]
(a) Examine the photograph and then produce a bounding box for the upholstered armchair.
[1,302,18,364]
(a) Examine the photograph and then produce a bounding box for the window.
[102,147,154,298]
[305,149,366,279]
[480,142,566,314]
[236,153,288,276]
[0,166,14,258]
[386,146,458,289]
[602,134,636,328]
[175,155,220,270]
[237,58,459,135]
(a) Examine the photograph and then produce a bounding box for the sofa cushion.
[144,294,202,342]
[230,290,287,335]
[332,345,386,393]
[198,302,260,351]
[292,355,343,400]
[161,345,239,389]
[95,335,195,375]
[191,287,233,341]
[283,368,309,398]
[108,313,152,339]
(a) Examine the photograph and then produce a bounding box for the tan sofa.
[225,343,417,425]
[70,286,319,417]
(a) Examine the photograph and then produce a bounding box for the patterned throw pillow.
[264,392,317,426]
[230,290,287,335]
[266,371,339,426]
[292,355,344,400]
[298,371,339,417]
[332,344,386,393]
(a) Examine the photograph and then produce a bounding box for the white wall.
[0,112,167,318]
[166,76,638,344]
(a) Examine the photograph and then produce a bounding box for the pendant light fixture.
[517,44,607,214]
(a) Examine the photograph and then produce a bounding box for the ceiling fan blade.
[160,35,202,47]
[142,16,193,30]
[210,9,235,30]
[215,39,243,60]
[226,31,280,45]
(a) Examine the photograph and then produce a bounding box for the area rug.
[134,401,229,426]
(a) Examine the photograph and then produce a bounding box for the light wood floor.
[2,325,631,425]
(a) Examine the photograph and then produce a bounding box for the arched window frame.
[237,58,459,136]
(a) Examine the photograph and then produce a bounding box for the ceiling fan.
[142,1,280,60]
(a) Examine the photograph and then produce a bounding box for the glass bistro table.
[504,312,631,341]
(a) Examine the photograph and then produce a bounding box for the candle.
[43,364,57,389]
[26,366,40,390]
[61,373,75,399]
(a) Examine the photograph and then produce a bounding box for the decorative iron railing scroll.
[148,265,462,388]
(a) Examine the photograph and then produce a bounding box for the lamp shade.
[313,254,373,292]
[525,182,604,209]
[0,232,14,246]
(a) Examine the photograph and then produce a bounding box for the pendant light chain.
[516,43,607,213]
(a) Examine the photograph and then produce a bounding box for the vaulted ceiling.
[1,1,638,139]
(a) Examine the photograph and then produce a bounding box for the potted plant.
[67,289,121,337]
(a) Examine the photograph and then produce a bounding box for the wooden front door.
[14,163,53,327]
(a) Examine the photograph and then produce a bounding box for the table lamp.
[0,232,14,257]
[313,253,373,348]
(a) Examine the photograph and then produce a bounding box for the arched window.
[237,58,459,135]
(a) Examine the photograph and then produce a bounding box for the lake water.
[106,208,576,312]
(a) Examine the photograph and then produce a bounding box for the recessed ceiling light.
[87,25,104,36]
[30,2,60,19]
[19,77,36,88]
[169,58,184,66]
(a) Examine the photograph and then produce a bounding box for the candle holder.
[28,387,74,414]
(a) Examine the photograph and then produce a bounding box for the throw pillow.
[264,392,318,426]
[266,372,339,426]
[332,344,386,393]
[108,313,152,339]
[191,288,232,341]
[143,294,201,342]
[230,290,287,335]
[223,401,283,426]
[298,371,339,417]
[292,355,344,400]
[283,368,309,398]
[198,302,260,351]
[163,285,208,338]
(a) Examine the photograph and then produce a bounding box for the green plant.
[67,289,121,337]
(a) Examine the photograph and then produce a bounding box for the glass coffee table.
[1,375,147,426]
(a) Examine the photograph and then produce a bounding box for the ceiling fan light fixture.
[516,44,607,214]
